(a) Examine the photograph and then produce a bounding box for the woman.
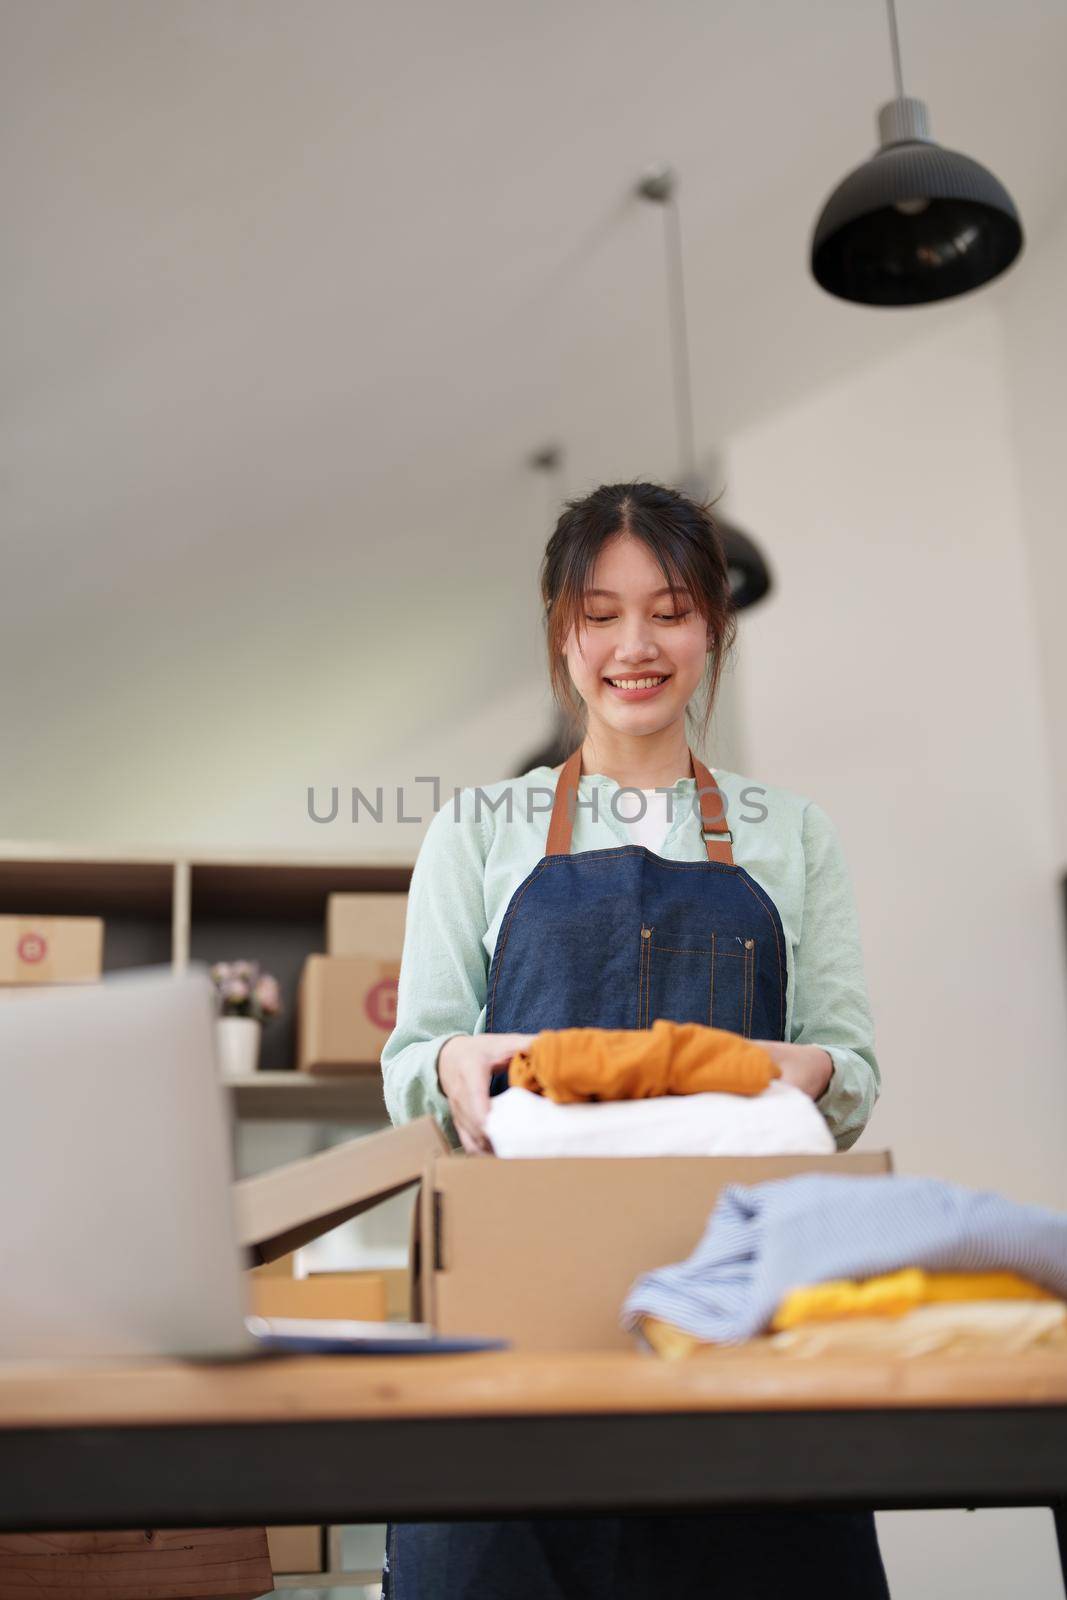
[380,481,888,1598]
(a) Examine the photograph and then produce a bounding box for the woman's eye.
[584,610,692,624]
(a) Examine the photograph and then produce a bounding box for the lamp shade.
[812,98,1023,306]
[677,474,773,611]
[719,517,772,609]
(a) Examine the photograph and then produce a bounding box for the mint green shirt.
[380,765,881,1152]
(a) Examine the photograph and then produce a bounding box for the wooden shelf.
[225,1072,388,1122]
[191,860,411,918]
[0,842,411,1099]
[0,858,174,917]
[0,845,414,922]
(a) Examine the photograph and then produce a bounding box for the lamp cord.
[663,188,696,484]
[886,0,905,99]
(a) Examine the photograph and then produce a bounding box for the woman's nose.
[615,639,658,663]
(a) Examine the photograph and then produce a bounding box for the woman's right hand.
[437,1032,536,1155]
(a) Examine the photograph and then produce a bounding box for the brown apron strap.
[545,745,583,856]
[545,747,734,865]
[690,750,735,865]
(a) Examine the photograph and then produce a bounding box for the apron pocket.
[640,927,755,1036]
[710,931,756,1037]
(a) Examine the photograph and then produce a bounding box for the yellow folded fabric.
[636,1315,705,1361]
[767,1301,1067,1358]
[638,1297,1067,1362]
[771,1268,1056,1331]
[507,1017,779,1104]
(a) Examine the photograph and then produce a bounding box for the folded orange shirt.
[507,1017,779,1104]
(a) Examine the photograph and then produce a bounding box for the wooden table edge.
[1,1348,1066,1429]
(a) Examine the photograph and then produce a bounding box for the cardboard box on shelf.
[249,1250,297,1280]
[265,1527,324,1575]
[248,1270,388,1321]
[296,954,399,1073]
[234,1119,894,1352]
[380,1264,412,1320]
[0,916,103,985]
[327,892,408,958]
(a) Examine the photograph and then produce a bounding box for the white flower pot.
[216,1015,262,1077]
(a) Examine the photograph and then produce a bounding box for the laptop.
[0,964,502,1360]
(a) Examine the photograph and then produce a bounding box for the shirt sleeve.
[380,788,490,1148]
[791,799,881,1151]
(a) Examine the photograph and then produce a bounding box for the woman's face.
[562,533,711,736]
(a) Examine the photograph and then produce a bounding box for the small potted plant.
[210,960,283,1077]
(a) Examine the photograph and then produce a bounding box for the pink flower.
[210,959,281,1023]
[254,974,281,1017]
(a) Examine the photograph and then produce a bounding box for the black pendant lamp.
[811,0,1023,306]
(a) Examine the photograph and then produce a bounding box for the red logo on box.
[364,977,398,1030]
[17,932,47,965]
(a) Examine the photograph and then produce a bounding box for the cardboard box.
[265,1527,324,1575]
[380,1264,412,1320]
[296,954,399,1073]
[249,1270,387,1321]
[0,916,103,985]
[249,1250,298,1280]
[327,892,407,958]
[234,1119,894,1351]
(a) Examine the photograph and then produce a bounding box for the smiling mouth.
[603,674,671,690]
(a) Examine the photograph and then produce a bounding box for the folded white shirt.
[485,1080,836,1159]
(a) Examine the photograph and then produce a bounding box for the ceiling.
[3,0,1065,834]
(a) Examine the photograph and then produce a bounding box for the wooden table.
[2,1349,1066,1587]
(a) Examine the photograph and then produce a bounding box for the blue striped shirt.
[621,1174,1067,1344]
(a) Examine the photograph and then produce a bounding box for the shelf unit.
[224,1071,389,1121]
[0,842,414,1117]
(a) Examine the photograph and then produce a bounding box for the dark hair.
[540,480,737,748]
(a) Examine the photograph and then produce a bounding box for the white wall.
[727,297,1067,1598]
[729,303,1067,1207]
[1002,201,1067,864]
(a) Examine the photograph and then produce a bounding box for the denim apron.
[382,749,890,1599]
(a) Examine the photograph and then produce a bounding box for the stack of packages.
[484,1017,834,1157]
[620,1173,1067,1359]
[296,893,405,1073]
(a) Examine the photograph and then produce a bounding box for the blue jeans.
[382,1510,891,1598]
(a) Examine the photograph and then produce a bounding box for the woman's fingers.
[458,1119,491,1155]
[456,1097,487,1154]
[456,1080,493,1155]
[489,1033,535,1065]
[456,1123,480,1156]
[468,1086,491,1150]
[449,1037,537,1154]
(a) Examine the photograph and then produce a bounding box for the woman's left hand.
[751,1041,833,1100]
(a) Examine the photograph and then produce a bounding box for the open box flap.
[233,1115,449,1263]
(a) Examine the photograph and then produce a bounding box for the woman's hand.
[437,1032,537,1155]
[752,1040,834,1100]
